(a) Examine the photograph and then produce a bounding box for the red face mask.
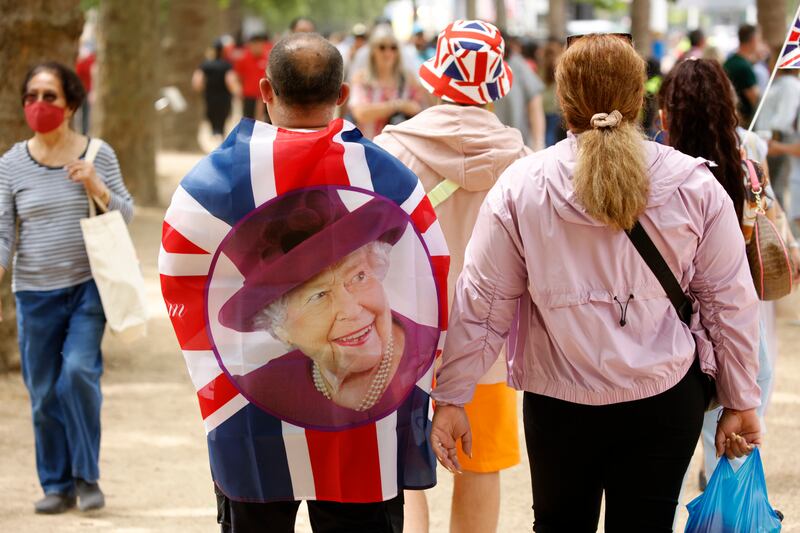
[24,101,66,133]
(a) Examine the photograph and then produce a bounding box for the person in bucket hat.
[375,19,529,533]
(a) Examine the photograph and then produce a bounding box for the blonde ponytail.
[556,34,649,231]
[574,121,648,231]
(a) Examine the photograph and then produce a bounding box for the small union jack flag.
[778,9,800,69]
[159,118,449,503]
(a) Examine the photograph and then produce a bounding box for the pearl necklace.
[312,334,394,412]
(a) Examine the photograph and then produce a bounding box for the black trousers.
[523,361,711,533]
[216,485,404,533]
[206,100,231,135]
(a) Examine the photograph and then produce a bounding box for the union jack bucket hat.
[418,20,513,105]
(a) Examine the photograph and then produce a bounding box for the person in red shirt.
[234,33,271,121]
[74,48,95,134]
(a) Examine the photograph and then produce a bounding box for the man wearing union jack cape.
[159,33,449,532]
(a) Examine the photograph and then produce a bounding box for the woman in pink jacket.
[430,34,762,531]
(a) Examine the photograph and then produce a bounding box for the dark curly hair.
[20,61,86,112]
[658,58,745,222]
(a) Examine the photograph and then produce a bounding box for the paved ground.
[0,150,797,532]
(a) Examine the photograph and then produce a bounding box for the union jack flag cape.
[159,118,449,503]
[778,9,800,69]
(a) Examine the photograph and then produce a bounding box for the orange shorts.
[456,382,520,473]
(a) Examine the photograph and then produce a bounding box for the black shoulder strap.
[626,221,692,326]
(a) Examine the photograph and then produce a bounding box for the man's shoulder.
[724,53,755,86]
[724,53,750,71]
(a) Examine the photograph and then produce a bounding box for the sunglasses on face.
[23,90,59,106]
[565,32,633,49]
[377,43,398,51]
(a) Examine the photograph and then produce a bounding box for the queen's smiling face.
[273,242,393,383]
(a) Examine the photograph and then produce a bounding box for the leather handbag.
[742,159,793,300]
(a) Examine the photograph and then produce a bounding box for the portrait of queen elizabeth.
[215,187,440,429]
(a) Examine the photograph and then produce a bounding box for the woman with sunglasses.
[349,26,427,139]
[430,34,762,531]
[658,57,800,491]
[0,62,133,514]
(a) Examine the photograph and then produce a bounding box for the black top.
[200,58,233,105]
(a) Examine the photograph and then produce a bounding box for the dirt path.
[0,151,797,532]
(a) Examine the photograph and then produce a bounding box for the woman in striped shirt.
[0,62,133,515]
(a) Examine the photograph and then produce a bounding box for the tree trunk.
[94,0,158,205]
[758,0,787,70]
[225,0,244,38]
[494,0,507,30]
[0,0,83,371]
[548,0,566,41]
[631,0,651,58]
[466,0,477,20]
[159,0,217,152]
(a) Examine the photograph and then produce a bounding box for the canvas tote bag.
[80,139,147,341]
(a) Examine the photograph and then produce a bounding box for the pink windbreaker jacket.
[432,133,761,411]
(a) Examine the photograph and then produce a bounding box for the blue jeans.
[16,279,105,494]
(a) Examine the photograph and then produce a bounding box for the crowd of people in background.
[3,8,796,532]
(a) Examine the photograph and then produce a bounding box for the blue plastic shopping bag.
[685,447,782,532]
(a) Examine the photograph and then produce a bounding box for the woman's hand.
[66,160,109,203]
[431,403,471,474]
[715,407,762,459]
[398,99,421,118]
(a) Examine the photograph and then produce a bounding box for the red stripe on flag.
[410,195,437,233]
[446,30,502,48]
[419,66,478,104]
[197,373,239,419]
[162,222,209,254]
[430,255,450,329]
[159,274,212,350]
[475,47,488,82]
[272,119,350,194]
[305,423,384,502]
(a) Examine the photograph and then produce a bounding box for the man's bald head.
[267,33,343,108]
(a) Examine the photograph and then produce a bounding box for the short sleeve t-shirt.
[234,45,271,99]
[724,53,757,124]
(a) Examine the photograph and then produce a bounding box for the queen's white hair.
[252,240,392,340]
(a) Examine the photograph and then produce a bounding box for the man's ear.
[336,83,350,107]
[260,77,275,104]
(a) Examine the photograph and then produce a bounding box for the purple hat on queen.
[218,188,408,332]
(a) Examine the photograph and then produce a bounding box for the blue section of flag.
[486,81,499,101]
[493,62,503,78]
[460,40,484,51]
[341,130,418,205]
[444,61,464,80]
[395,387,436,489]
[208,403,294,502]
[465,22,484,31]
[180,119,256,227]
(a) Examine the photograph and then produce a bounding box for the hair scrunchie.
[590,110,623,129]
